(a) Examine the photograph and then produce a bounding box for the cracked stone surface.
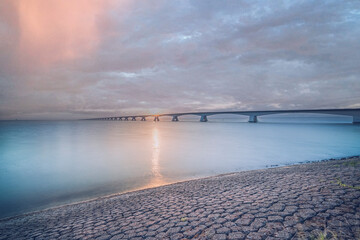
[0,157,359,239]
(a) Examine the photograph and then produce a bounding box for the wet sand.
[0,157,359,239]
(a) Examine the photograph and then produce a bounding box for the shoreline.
[1,155,358,222]
[1,156,359,239]
[1,155,359,222]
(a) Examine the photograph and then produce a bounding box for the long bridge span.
[88,108,360,123]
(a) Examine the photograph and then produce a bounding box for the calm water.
[1,116,360,218]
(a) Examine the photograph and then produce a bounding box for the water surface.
[0,116,359,218]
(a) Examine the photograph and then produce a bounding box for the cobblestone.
[0,157,359,239]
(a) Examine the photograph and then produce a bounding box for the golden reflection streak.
[146,125,165,188]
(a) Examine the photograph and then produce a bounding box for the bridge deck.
[88,108,360,123]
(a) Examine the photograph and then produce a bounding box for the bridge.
[88,108,360,123]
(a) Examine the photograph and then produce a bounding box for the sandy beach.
[0,157,359,240]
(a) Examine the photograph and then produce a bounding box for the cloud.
[0,0,120,72]
[0,0,360,119]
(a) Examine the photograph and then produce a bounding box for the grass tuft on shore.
[309,229,338,240]
[333,178,360,190]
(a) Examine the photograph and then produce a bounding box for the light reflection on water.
[0,117,359,218]
[148,126,164,188]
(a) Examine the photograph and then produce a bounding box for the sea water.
[0,115,359,218]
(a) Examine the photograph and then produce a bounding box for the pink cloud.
[3,0,117,71]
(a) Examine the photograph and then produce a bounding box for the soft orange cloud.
[12,0,113,69]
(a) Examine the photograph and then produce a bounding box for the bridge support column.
[132,117,136,121]
[119,117,123,121]
[124,117,129,121]
[154,116,160,122]
[141,117,146,121]
[200,115,208,122]
[172,116,179,122]
[249,115,258,123]
[353,116,360,124]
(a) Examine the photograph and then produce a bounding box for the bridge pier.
[141,117,146,121]
[249,115,258,123]
[200,115,208,122]
[119,117,123,121]
[353,116,360,124]
[172,116,179,122]
[132,117,136,121]
[154,116,160,122]
[124,117,129,121]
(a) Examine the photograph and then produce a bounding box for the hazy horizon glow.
[1,0,360,119]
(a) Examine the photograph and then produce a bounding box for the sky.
[0,0,360,120]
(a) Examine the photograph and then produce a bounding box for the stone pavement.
[0,157,359,240]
